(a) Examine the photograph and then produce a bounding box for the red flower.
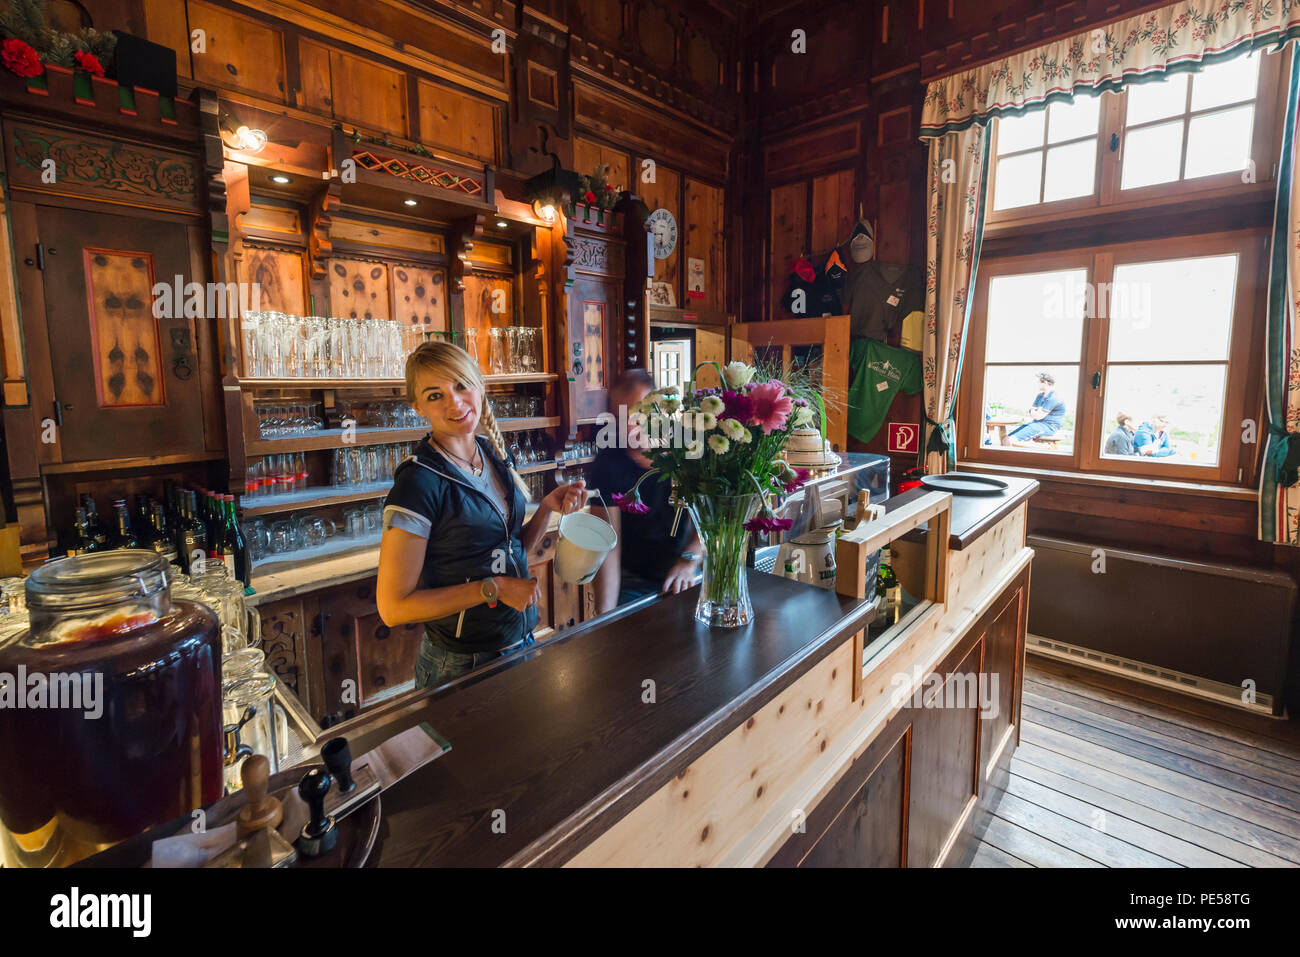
[74,50,105,77]
[584,190,597,204]
[611,491,650,515]
[780,468,810,493]
[744,516,793,534]
[721,389,754,423]
[603,184,614,191]
[2,39,42,79]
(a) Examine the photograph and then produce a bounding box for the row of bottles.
[67,483,248,582]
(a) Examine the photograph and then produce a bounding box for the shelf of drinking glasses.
[482,373,558,385]
[237,378,407,390]
[240,482,393,517]
[244,427,428,456]
[496,416,560,432]
[516,460,559,475]
[250,531,384,573]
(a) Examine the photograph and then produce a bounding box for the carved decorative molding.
[307,180,342,280]
[350,148,485,195]
[9,125,200,210]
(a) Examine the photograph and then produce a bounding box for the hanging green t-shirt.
[847,339,923,444]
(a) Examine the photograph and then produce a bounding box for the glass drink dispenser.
[0,551,223,867]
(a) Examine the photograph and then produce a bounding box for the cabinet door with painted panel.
[317,577,421,719]
[37,206,209,462]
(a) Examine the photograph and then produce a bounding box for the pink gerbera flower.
[747,381,793,434]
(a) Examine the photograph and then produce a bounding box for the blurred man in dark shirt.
[590,369,702,612]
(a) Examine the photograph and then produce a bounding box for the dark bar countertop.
[368,573,874,867]
[890,474,1038,550]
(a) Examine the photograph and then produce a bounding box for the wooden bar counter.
[332,475,1038,867]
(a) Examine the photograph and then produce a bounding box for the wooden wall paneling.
[243,245,307,316]
[462,273,514,342]
[328,49,408,137]
[142,0,192,80]
[390,263,449,331]
[574,135,631,190]
[810,168,855,256]
[684,178,723,313]
[185,222,223,453]
[297,37,334,114]
[638,159,681,301]
[187,0,288,104]
[328,257,391,319]
[416,79,500,164]
[328,216,445,260]
[768,181,807,321]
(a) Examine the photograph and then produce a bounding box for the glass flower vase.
[686,493,761,628]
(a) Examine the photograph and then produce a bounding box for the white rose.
[723,361,756,390]
[707,434,730,454]
[792,406,814,427]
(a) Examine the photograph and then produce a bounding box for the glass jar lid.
[25,550,170,615]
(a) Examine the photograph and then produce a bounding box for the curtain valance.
[920,0,1300,138]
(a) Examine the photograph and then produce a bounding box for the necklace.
[433,438,483,476]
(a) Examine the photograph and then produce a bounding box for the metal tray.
[919,472,1009,496]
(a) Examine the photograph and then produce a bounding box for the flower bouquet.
[611,360,822,627]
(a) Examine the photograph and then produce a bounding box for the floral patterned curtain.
[1260,54,1300,544]
[921,1,1300,136]
[920,125,989,474]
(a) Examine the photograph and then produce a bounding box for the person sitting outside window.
[1103,413,1136,456]
[1134,415,1176,457]
[1003,372,1066,447]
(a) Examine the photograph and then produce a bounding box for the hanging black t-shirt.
[590,448,691,584]
[845,261,924,341]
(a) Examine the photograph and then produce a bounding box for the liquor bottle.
[133,493,152,541]
[177,490,208,574]
[877,544,900,625]
[110,500,140,549]
[68,507,101,556]
[80,494,108,549]
[147,502,179,566]
[222,495,248,583]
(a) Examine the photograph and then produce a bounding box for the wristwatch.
[680,551,700,564]
[479,578,499,608]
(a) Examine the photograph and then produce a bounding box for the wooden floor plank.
[1025,675,1300,778]
[1022,723,1300,848]
[1009,758,1296,868]
[1023,689,1300,800]
[987,788,1179,867]
[1014,740,1300,865]
[1028,655,1300,753]
[1001,770,1243,868]
[1027,668,1300,766]
[968,840,1033,868]
[1023,703,1300,815]
[978,813,1104,868]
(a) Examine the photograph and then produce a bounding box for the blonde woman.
[377,341,586,689]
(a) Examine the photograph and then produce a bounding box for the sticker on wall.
[687,257,705,299]
[649,281,675,308]
[887,422,920,455]
[647,208,677,260]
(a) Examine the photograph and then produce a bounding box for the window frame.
[959,229,1267,486]
[984,47,1287,227]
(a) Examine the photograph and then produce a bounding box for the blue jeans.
[415,633,534,690]
[1008,420,1058,440]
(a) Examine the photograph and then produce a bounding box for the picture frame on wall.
[649,281,676,307]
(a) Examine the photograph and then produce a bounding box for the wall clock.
[647,208,677,260]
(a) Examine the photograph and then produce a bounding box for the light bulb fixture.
[404,199,418,207]
[219,112,268,153]
[532,201,557,224]
[271,174,291,184]
[526,157,579,227]
[496,220,508,228]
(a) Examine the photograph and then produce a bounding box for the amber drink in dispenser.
[0,551,223,867]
